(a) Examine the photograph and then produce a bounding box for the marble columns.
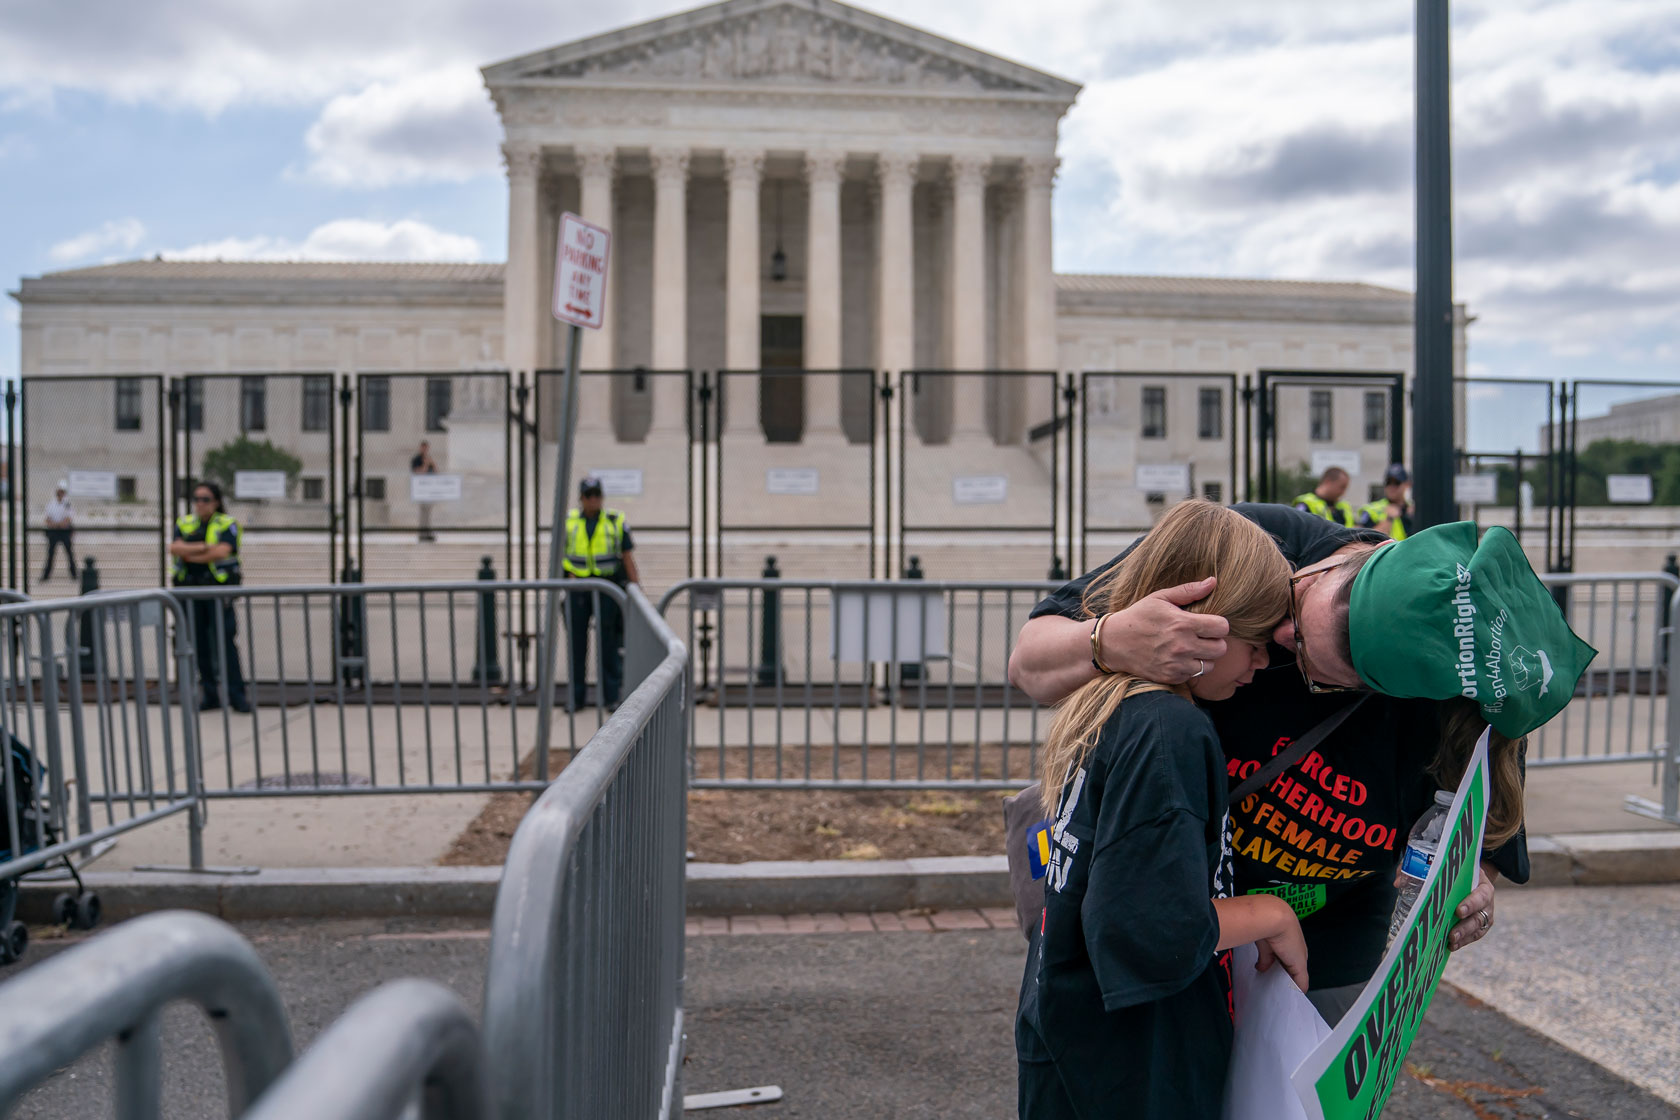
[501,143,543,379]
[804,150,846,439]
[948,155,990,440]
[1020,156,1059,371]
[874,152,917,375]
[724,148,764,438]
[649,146,690,432]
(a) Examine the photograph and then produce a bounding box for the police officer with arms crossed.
[563,476,640,712]
[1293,466,1355,526]
[169,481,251,713]
[1358,463,1415,540]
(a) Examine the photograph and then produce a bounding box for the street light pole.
[1413,0,1456,528]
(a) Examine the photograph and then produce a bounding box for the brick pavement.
[685,906,1021,937]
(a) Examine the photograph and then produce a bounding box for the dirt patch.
[440,752,1020,866]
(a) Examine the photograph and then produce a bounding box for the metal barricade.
[244,979,489,1120]
[0,911,294,1116]
[169,579,626,797]
[1532,572,1680,823]
[483,583,688,1120]
[0,589,204,884]
[660,577,1058,788]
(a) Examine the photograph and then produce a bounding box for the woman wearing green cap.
[1009,504,1592,1024]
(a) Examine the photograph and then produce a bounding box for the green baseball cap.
[1348,522,1595,737]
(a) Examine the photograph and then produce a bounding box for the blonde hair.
[1432,698,1527,849]
[1040,501,1293,813]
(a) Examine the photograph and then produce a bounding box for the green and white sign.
[1291,733,1489,1120]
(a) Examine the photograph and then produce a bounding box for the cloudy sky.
[2,0,1677,413]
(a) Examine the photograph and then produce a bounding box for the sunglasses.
[1287,563,1362,695]
[192,495,216,504]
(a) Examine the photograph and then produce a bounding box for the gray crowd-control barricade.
[660,577,1059,788]
[1534,572,1680,823]
[0,910,294,1116]
[0,589,205,886]
[243,979,489,1120]
[169,578,627,801]
[484,583,689,1120]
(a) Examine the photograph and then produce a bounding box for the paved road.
[4,910,1676,1119]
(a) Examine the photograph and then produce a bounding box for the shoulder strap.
[1229,694,1370,804]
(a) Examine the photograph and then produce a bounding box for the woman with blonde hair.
[1016,500,1312,1120]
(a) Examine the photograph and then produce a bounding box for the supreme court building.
[11,0,1467,588]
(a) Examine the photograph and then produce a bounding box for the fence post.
[900,555,924,686]
[77,558,100,680]
[756,555,783,686]
[338,562,366,685]
[472,557,503,685]
[1664,555,1679,664]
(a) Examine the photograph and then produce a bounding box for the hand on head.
[1099,576,1230,684]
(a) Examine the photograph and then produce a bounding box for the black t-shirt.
[1028,503,1529,988]
[411,454,434,473]
[1015,690,1235,1120]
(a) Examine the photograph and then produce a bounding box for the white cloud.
[162,217,482,262]
[299,66,500,187]
[48,217,147,263]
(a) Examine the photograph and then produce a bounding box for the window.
[114,378,142,431]
[362,376,391,432]
[240,377,267,432]
[1141,386,1167,439]
[1364,391,1388,443]
[176,378,203,432]
[301,477,325,502]
[1198,388,1223,440]
[1202,481,1223,503]
[425,377,452,432]
[302,375,332,432]
[1309,390,1333,442]
[116,476,137,502]
[364,477,386,501]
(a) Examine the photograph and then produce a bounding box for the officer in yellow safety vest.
[1357,463,1414,541]
[563,476,641,712]
[1293,466,1355,527]
[169,481,251,713]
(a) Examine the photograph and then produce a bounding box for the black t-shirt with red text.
[1029,503,1529,989]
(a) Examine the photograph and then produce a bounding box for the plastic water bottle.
[1386,789,1455,946]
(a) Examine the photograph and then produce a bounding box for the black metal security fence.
[3,371,1662,592]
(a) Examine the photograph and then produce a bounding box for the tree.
[1267,460,1320,505]
[199,437,303,498]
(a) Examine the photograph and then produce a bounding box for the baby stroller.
[1,734,101,965]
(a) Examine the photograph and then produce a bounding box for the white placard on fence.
[411,473,464,503]
[1310,450,1362,477]
[831,590,949,663]
[66,470,117,500]
[766,468,819,495]
[1454,474,1498,504]
[588,468,644,497]
[552,212,611,329]
[953,475,1008,505]
[1608,474,1654,504]
[1135,463,1191,494]
[234,470,288,500]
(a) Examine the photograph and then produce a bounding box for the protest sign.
[1290,732,1489,1120]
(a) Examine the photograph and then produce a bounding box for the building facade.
[9,0,1469,586]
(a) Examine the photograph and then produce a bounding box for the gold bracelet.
[1090,613,1116,675]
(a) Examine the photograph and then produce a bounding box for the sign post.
[537,212,610,764]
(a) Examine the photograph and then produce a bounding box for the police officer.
[169,481,251,713]
[1357,463,1414,540]
[1293,466,1355,526]
[563,476,640,712]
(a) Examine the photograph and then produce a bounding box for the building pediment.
[483,0,1079,101]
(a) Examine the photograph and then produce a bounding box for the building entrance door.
[760,315,804,443]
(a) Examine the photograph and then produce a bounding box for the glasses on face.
[1287,565,1362,695]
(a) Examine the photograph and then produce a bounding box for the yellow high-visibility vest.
[562,509,626,579]
[172,512,242,584]
[1358,499,1409,540]
[1293,492,1354,527]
